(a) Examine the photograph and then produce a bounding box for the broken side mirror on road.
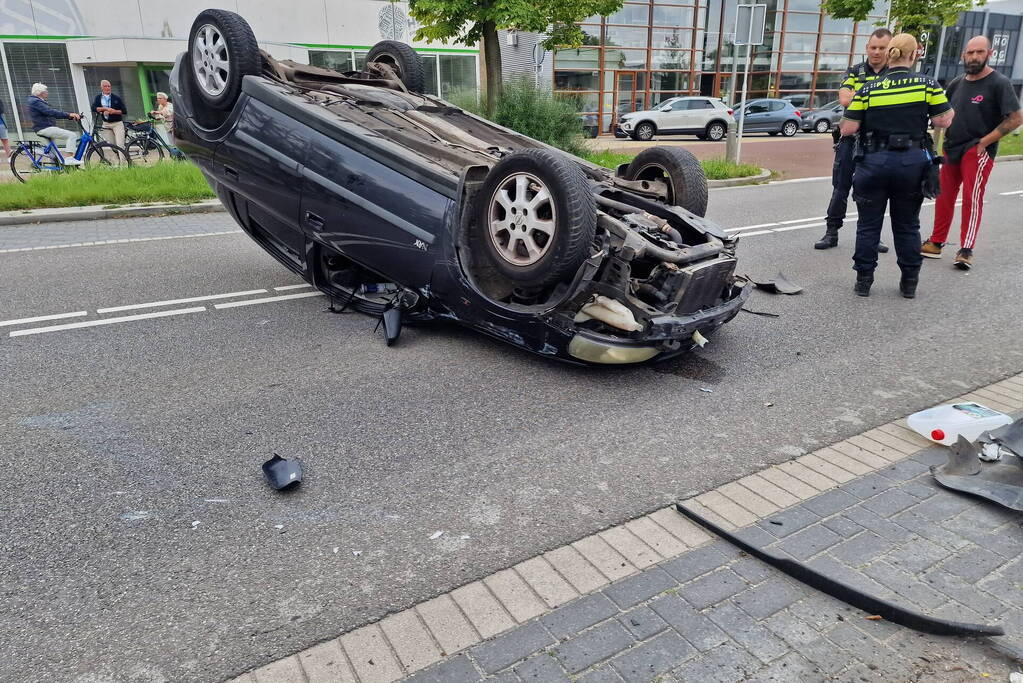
[262,454,303,491]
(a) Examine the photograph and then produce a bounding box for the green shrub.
[451,77,587,156]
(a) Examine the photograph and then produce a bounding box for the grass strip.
[0,161,215,211]
[581,150,763,180]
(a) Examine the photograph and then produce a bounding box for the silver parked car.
[801,100,844,133]
[617,97,734,142]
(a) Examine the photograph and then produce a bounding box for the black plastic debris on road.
[749,272,804,295]
[262,454,303,491]
[932,434,1023,511]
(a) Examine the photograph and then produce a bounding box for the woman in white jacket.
[149,92,175,147]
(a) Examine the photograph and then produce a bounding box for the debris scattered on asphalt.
[429,530,444,540]
[699,387,714,393]
[1009,672,1022,683]
[932,433,1023,511]
[769,519,783,526]
[274,524,284,531]
[332,547,339,554]
[191,520,201,528]
[460,535,470,540]
[765,402,774,407]
[866,615,883,621]
[907,402,1011,445]
[741,307,781,318]
[352,550,362,557]
[749,272,803,295]
[262,454,303,491]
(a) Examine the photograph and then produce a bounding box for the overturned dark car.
[172,10,749,365]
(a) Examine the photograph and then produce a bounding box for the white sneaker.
[63,158,83,166]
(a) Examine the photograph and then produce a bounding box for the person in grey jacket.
[27,82,82,164]
[0,98,11,161]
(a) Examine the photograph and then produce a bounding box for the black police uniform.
[816,61,888,250]
[842,67,951,296]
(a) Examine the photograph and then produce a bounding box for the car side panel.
[300,127,452,287]
[215,96,310,268]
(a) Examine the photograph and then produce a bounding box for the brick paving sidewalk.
[234,378,1023,683]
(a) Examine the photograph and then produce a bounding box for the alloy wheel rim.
[193,24,231,97]
[487,173,557,267]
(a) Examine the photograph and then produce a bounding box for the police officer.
[815,28,892,252]
[840,33,955,298]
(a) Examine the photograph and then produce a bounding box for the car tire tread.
[624,146,708,217]
[366,40,426,94]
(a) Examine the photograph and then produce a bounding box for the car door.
[742,101,770,131]
[657,99,690,132]
[215,97,310,270]
[299,128,451,288]
[766,101,788,130]
[689,99,715,131]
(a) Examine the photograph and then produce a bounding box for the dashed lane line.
[97,289,269,314]
[213,291,325,309]
[273,284,313,291]
[9,306,207,337]
[0,230,242,254]
[0,311,88,328]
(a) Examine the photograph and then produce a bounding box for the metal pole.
[0,41,23,141]
[725,39,740,163]
[934,24,948,81]
[736,44,751,161]
[885,0,892,29]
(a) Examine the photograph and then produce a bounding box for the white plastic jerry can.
[906,402,1013,446]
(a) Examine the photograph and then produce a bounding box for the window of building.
[819,34,852,54]
[782,33,819,52]
[82,66,144,124]
[439,54,477,99]
[779,72,813,89]
[554,71,600,90]
[309,51,354,72]
[4,42,76,133]
[652,5,696,27]
[784,13,820,32]
[652,28,693,50]
[605,3,652,26]
[605,26,649,48]
[651,50,692,70]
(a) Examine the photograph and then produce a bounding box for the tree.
[821,0,984,36]
[408,0,623,111]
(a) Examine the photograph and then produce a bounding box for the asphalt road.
[3,164,1023,682]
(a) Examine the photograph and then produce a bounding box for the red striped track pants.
[930,145,994,250]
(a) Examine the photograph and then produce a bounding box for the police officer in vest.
[815,28,892,252]
[840,33,954,298]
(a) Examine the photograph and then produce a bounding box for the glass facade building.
[553,0,890,135]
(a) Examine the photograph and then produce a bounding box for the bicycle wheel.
[9,147,44,183]
[84,142,132,169]
[125,138,165,166]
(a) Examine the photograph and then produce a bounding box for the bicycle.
[124,117,182,166]
[9,114,131,183]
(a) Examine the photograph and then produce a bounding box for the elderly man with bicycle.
[27,83,83,165]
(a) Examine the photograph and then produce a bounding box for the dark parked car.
[171,9,749,365]
[732,99,802,136]
[800,100,844,133]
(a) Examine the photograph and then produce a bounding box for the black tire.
[814,118,831,133]
[366,40,426,94]
[781,120,798,137]
[476,149,596,289]
[187,9,260,111]
[125,138,165,166]
[695,134,707,140]
[624,146,709,217]
[84,142,131,169]
[634,122,655,142]
[705,120,727,141]
[9,146,44,183]
[768,131,779,136]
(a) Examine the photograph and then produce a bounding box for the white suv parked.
[617,97,734,142]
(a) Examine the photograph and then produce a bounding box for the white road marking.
[273,283,313,291]
[213,291,325,309]
[774,222,826,232]
[0,310,88,328]
[999,189,1023,195]
[780,216,826,224]
[736,229,774,237]
[9,306,207,337]
[97,289,268,313]
[0,230,242,254]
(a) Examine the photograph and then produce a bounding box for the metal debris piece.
[699,387,714,393]
[262,454,303,491]
[931,435,1023,511]
[675,502,1005,637]
[429,530,444,540]
[750,272,803,295]
[741,307,781,318]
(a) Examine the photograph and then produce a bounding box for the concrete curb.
[708,168,771,188]
[229,372,1023,683]
[0,199,225,227]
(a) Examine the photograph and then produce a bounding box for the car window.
[690,100,714,110]
[768,101,785,112]
[747,102,769,114]
[670,100,694,111]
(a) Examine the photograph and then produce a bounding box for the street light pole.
[725,40,740,163]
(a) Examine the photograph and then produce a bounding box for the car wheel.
[366,41,426,94]
[814,118,831,133]
[477,149,596,289]
[782,121,798,137]
[634,122,655,141]
[706,121,726,141]
[624,146,708,217]
[188,9,260,111]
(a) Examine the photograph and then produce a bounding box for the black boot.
[877,242,890,253]
[815,227,839,250]
[854,274,873,297]
[899,276,918,299]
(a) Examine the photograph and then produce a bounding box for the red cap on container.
[931,428,945,441]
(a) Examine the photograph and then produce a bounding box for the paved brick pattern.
[230,378,1023,682]
[400,451,1022,682]
[0,213,240,252]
